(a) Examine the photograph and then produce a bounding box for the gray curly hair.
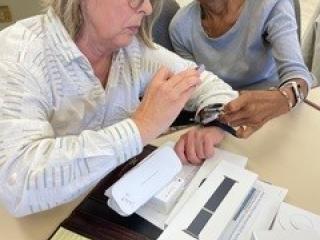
[41,0,163,47]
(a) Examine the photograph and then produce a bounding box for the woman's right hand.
[132,67,201,145]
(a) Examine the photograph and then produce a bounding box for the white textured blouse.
[0,8,237,217]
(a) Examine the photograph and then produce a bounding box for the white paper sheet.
[136,148,248,229]
[158,161,257,240]
[218,181,287,240]
[136,164,199,229]
[273,202,320,235]
[253,230,320,240]
[165,148,248,226]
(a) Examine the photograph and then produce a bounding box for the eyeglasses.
[128,0,145,9]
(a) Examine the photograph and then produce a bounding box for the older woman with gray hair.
[0,0,237,216]
[170,0,312,138]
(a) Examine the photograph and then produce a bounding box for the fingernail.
[195,64,205,74]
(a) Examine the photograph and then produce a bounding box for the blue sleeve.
[265,0,312,88]
[169,13,196,62]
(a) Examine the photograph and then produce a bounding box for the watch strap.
[203,119,237,137]
[279,81,304,108]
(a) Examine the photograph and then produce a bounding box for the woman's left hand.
[219,90,290,138]
[174,127,225,165]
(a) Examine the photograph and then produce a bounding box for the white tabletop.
[0,88,319,240]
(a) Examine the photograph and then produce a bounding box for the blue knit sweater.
[169,0,312,90]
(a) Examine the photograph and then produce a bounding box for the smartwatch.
[195,103,237,136]
[279,81,305,108]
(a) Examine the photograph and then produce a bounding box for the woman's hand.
[219,90,290,138]
[174,127,224,165]
[132,67,201,145]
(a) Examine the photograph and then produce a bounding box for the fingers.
[229,119,247,128]
[185,131,203,165]
[175,128,221,165]
[150,68,200,104]
[173,68,200,84]
[195,133,206,160]
[175,130,204,165]
[222,107,272,128]
[167,79,199,107]
[152,67,173,85]
[236,126,254,138]
[236,124,262,138]
[145,67,171,95]
[223,95,248,114]
[173,76,201,95]
[203,135,215,158]
[220,107,251,126]
[168,68,201,93]
[174,138,188,164]
[221,99,249,126]
[221,91,270,127]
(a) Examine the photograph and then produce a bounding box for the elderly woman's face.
[81,0,152,48]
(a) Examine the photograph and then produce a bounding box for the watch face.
[297,85,305,101]
[199,103,224,124]
[196,103,237,136]
[282,81,304,105]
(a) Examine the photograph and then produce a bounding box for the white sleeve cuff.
[102,119,143,164]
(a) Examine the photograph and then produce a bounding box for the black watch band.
[195,103,237,137]
[202,119,237,137]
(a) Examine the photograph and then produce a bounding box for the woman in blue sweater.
[170,0,312,138]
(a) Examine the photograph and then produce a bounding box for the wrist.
[279,87,296,110]
[268,87,294,112]
[131,116,155,146]
[279,80,307,109]
[212,126,225,141]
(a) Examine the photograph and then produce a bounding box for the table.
[0,87,319,240]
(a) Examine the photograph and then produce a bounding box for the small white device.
[105,145,182,216]
[147,177,186,214]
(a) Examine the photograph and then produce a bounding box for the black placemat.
[49,145,163,240]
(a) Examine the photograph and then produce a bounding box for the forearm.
[185,71,238,112]
[0,119,142,217]
[266,0,312,92]
[132,114,158,146]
